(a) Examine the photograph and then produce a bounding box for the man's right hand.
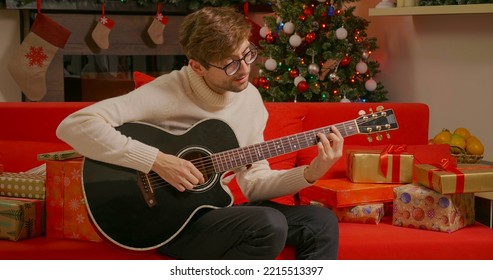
[151,152,205,192]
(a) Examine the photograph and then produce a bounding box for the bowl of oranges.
[430,127,484,163]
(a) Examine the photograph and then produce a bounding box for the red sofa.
[1,101,492,260]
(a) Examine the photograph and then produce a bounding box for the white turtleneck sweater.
[57,66,311,202]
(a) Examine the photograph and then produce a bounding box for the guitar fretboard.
[211,120,359,173]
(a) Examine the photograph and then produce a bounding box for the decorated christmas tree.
[253,0,388,102]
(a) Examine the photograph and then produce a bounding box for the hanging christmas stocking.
[8,13,71,101]
[147,3,168,45]
[91,3,115,49]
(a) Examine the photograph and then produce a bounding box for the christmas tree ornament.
[305,32,316,44]
[91,2,115,49]
[147,3,168,45]
[289,34,302,47]
[356,61,368,74]
[303,7,314,17]
[362,50,370,60]
[340,55,351,67]
[289,68,299,78]
[259,25,270,38]
[265,33,276,44]
[329,73,340,82]
[365,78,377,91]
[8,3,71,101]
[265,58,277,71]
[340,95,351,103]
[308,53,320,75]
[294,76,306,86]
[311,21,320,31]
[283,21,295,35]
[259,77,269,89]
[297,81,309,93]
[336,26,348,40]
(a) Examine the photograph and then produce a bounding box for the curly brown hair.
[179,6,252,68]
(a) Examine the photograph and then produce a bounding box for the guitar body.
[82,119,237,252]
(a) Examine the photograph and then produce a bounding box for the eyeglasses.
[207,46,258,76]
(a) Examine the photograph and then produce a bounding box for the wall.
[358,0,493,161]
[1,2,492,160]
[0,9,21,101]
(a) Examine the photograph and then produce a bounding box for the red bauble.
[297,81,309,93]
[289,68,299,78]
[340,55,351,67]
[303,7,314,16]
[305,32,316,44]
[259,77,269,88]
[265,33,275,44]
[299,15,306,22]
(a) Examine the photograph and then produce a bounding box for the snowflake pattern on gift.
[25,46,48,67]
[70,168,81,182]
[76,213,85,224]
[69,198,80,212]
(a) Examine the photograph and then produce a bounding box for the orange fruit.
[433,129,452,145]
[453,127,471,140]
[449,134,466,154]
[466,137,484,155]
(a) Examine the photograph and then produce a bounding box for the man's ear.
[189,59,206,77]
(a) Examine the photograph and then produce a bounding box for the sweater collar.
[186,66,236,110]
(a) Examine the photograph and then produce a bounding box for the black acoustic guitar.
[82,107,398,252]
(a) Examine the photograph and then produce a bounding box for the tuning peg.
[358,110,366,116]
[376,133,383,141]
[386,132,391,139]
[376,105,384,112]
[367,135,373,142]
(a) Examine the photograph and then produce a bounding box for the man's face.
[201,40,254,94]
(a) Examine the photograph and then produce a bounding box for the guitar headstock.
[356,106,399,142]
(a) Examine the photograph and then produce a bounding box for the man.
[57,6,343,260]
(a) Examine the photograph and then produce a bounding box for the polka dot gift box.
[0,172,45,200]
[393,184,475,233]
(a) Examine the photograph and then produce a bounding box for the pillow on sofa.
[133,71,156,89]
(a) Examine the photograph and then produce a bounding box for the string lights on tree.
[254,0,388,102]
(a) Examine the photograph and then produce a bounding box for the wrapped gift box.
[0,197,45,241]
[393,184,475,233]
[331,203,385,224]
[0,172,45,199]
[415,163,493,194]
[45,158,102,242]
[301,178,400,208]
[38,150,82,161]
[346,146,413,183]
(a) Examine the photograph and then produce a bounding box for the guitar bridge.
[137,171,157,208]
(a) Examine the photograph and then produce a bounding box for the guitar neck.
[211,119,358,173]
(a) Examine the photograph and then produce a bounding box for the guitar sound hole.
[179,147,217,192]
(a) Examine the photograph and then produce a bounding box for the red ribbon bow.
[380,144,408,180]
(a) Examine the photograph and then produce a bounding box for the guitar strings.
[142,117,383,190]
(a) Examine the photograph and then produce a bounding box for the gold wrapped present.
[347,145,413,183]
[0,172,45,200]
[393,184,475,233]
[415,162,493,194]
[0,197,45,241]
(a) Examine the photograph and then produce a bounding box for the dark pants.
[158,201,339,260]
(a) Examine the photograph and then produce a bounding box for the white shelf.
[369,3,493,16]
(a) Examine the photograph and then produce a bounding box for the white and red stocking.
[8,4,71,101]
[91,3,115,49]
[147,3,168,45]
